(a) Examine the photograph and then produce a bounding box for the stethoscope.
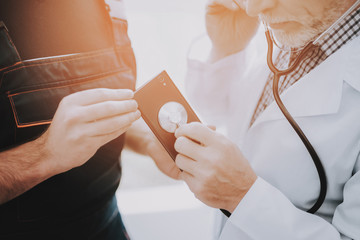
[231,0,360,215]
[264,30,326,214]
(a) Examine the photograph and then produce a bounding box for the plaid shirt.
[250,8,360,126]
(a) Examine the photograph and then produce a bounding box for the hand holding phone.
[134,71,201,160]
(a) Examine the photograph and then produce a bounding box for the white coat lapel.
[250,35,360,129]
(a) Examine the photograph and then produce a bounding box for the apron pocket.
[8,69,133,128]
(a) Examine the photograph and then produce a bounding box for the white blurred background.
[116,0,216,239]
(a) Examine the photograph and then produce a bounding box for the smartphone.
[134,71,201,160]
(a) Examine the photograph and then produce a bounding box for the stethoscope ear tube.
[266,30,327,214]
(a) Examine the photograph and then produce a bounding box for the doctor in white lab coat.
[143,0,360,239]
[186,20,360,240]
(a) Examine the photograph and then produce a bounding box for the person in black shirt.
[0,0,137,239]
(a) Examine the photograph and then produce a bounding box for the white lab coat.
[185,30,360,240]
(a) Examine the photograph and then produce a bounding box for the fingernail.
[174,129,180,138]
[120,89,134,98]
[134,110,141,119]
[128,90,134,98]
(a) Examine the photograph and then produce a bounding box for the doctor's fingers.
[62,88,134,106]
[84,110,141,137]
[175,154,198,175]
[175,122,217,146]
[174,136,207,161]
[179,170,197,191]
[80,100,138,122]
[179,171,210,201]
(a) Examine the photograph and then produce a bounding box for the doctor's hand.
[206,0,259,62]
[174,122,257,213]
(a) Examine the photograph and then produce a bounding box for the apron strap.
[0,21,21,69]
[105,0,131,47]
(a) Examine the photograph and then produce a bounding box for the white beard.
[264,1,349,48]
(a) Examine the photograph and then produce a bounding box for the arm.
[0,136,52,205]
[185,0,260,127]
[220,177,353,240]
[174,122,359,239]
[0,88,140,204]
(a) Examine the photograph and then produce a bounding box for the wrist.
[31,134,57,179]
[227,175,258,213]
[30,131,64,179]
[0,134,58,204]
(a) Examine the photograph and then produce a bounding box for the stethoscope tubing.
[265,30,327,214]
[263,0,360,214]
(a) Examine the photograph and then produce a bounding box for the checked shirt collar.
[250,8,360,127]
